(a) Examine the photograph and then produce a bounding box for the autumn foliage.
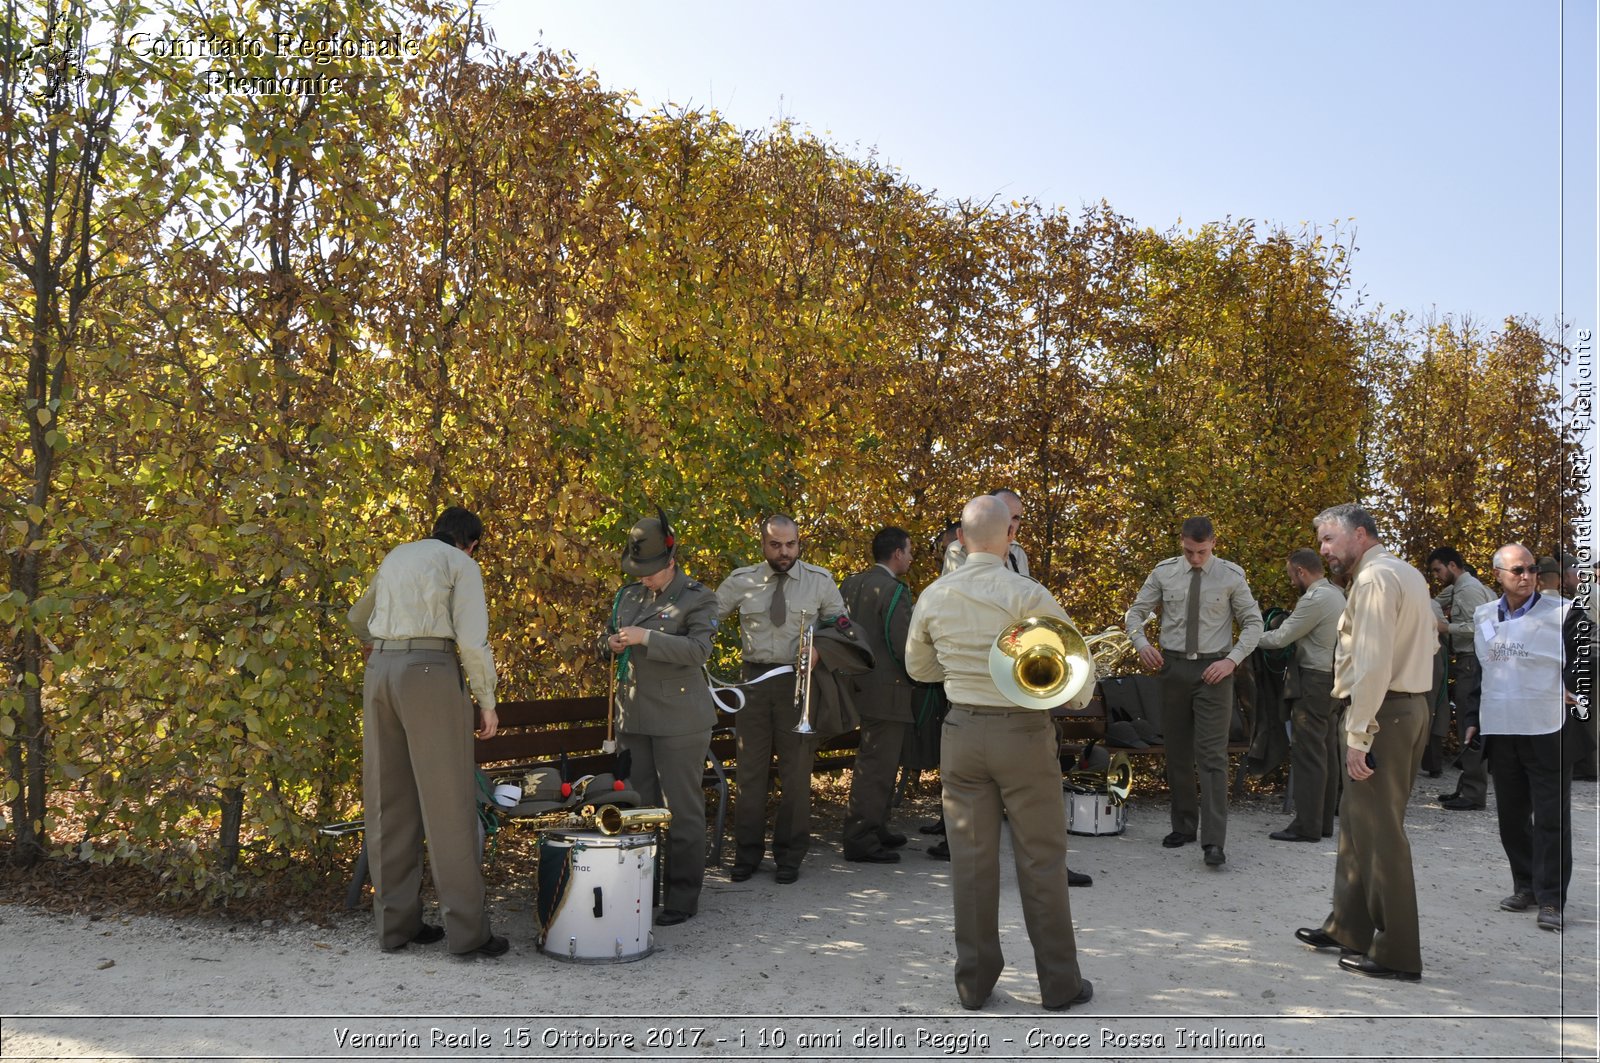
[0,0,1581,895]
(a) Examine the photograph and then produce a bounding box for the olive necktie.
[769,572,787,627]
[1184,567,1203,656]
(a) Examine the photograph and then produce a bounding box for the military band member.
[840,527,917,863]
[942,489,1028,575]
[715,515,846,884]
[1428,546,1495,811]
[906,494,1092,1012]
[603,511,718,925]
[1124,516,1263,867]
[348,506,507,958]
[1257,549,1345,842]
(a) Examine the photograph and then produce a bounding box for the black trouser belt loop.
[372,637,456,652]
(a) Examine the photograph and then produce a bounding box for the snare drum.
[535,829,656,963]
[1065,788,1127,836]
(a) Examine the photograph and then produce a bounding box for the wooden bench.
[323,695,865,908]
[1052,678,1257,796]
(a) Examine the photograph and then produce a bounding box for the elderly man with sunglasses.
[1475,543,1591,933]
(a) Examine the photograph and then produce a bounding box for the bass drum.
[536,829,656,963]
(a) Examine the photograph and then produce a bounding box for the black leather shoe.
[1339,953,1420,981]
[847,850,901,864]
[1043,979,1094,1011]
[411,922,445,945]
[729,864,757,882]
[1270,829,1319,842]
[464,934,509,959]
[1295,927,1353,951]
[926,839,950,860]
[1068,869,1093,887]
[959,992,990,1011]
[920,818,946,835]
[1425,768,1443,778]
[1203,845,1226,866]
[1500,889,1536,912]
[1436,790,1459,801]
[1440,796,1485,811]
[775,866,800,884]
[1161,831,1197,848]
[880,832,908,849]
[654,909,693,926]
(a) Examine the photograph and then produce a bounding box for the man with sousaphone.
[601,509,719,926]
[905,494,1094,1012]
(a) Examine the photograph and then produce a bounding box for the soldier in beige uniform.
[1428,547,1495,810]
[906,495,1092,1012]
[715,515,846,884]
[1257,549,1346,842]
[1295,504,1433,981]
[348,507,507,958]
[942,489,1029,575]
[1124,516,1263,866]
[839,527,917,863]
[602,512,718,925]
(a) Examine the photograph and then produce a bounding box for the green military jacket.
[606,569,718,737]
[839,564,915,723]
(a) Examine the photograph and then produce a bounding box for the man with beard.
[715,515,846,884]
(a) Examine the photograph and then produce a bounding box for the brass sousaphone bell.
[988,615,1096,711]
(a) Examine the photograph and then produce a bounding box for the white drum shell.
[536,830,656,963]
[1065,790,1127,836]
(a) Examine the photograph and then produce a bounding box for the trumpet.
[793,610,816,734]
[517,803,673,836]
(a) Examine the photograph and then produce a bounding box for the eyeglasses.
[1495,565,1536,577]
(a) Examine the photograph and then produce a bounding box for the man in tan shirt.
[1258,548,1346,843]
[906,494,1091,1012]
[348,507,506,958]
[714,515,847,884]
[1294,504,1433,981]
[1124,516,1262,867]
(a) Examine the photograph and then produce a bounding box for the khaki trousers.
[733,667,816,870]
[1159,656,1234,848]
[1322,691,1427,974]
[620,727,713,914]
[1288,669,1340,839]
[362,647,491,953]
[843,717,909,858]
[941,704,1084,1009]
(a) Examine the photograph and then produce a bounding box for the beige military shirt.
[348,537,497,711]
[942,539,1029,577]
[1441,570,1494,654]
[1257,578,1345,672]
[1332,545,1436,752]
[1123,555,1263,666]
[905,552,1068,706]
[715,559,846,664]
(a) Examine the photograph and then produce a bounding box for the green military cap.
[621,507,676,577]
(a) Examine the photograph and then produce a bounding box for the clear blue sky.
[489,1,1596,339]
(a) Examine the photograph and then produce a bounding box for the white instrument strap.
[705,665,794,714]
